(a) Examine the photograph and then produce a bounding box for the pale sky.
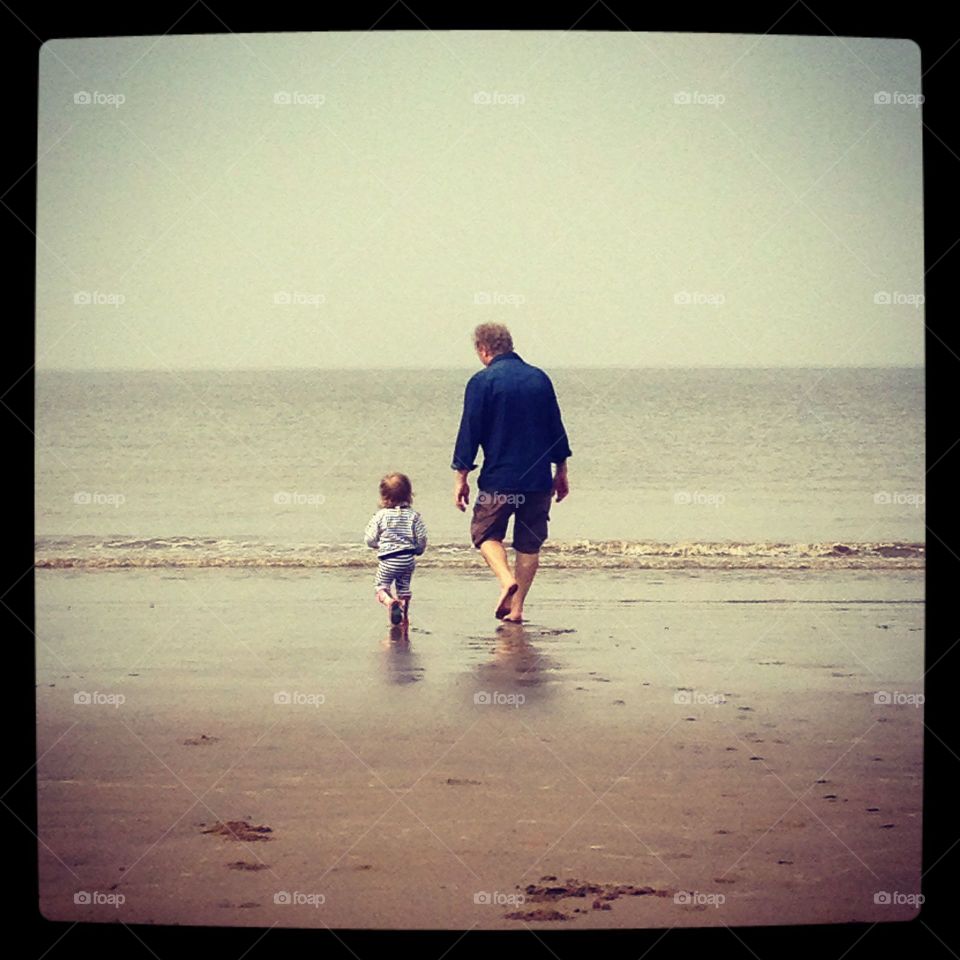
[36,31,924,369]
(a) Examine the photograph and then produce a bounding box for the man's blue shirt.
[452,352,572,493]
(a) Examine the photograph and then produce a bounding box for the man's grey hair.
[473,323,513,357]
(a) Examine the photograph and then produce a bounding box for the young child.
[364,472,428,625]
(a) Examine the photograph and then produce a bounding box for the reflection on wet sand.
[379,625,424,685]
[471,621,560,706]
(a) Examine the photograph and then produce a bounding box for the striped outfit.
[364,505,428,597]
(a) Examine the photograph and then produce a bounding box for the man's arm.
[453,467,471,511]
[452,375,484,510]
[547,378,571,502]
[552,458,569,502]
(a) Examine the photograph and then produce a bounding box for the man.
[452,323,572,622]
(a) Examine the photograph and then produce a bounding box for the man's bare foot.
[495,581,519,619]
[502,596,525,623]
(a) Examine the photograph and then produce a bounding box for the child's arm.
[413,512,428,555]
[364,512,382,549]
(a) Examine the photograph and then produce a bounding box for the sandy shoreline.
[36,567,923,928]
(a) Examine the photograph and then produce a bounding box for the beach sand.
[36,566,923,928]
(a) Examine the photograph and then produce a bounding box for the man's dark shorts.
[470,489,552,553]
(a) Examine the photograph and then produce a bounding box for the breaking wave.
[35,537,924,571]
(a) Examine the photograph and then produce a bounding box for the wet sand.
[36,566,923,928]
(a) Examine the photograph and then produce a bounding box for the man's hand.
[454,473,470,511]
[552,463,569,503]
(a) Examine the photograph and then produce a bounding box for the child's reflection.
[380,624,424,685]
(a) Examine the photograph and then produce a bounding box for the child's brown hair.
[379,472,413,508]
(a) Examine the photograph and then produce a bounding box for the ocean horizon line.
[35,364,925,374]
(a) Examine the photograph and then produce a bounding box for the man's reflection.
[472,620,557,706]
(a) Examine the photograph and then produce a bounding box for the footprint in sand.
[505,908,570,921]
[516,876,673,918]
[201,820,273,841]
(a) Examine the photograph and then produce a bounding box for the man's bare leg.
[504,550,539,622]
[478,539,519,617]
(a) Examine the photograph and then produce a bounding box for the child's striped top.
[364,506,428,559]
